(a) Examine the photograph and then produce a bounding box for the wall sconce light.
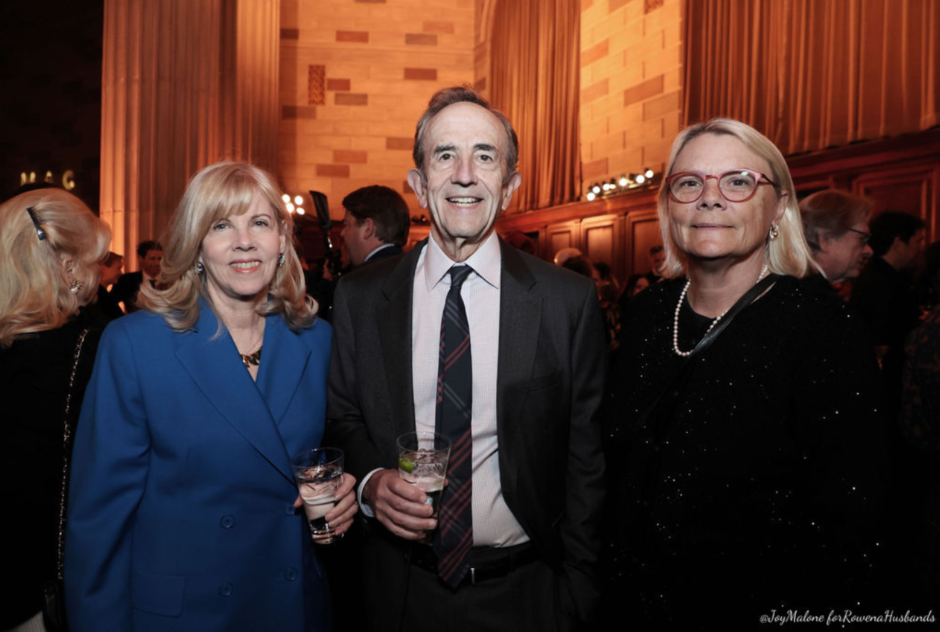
[283,193,306,215]
[585,167,658,201]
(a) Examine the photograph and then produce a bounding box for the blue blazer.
[65,301,332,632]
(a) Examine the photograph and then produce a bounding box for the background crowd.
[1,87,938,632]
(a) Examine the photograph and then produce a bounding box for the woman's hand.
[293,473,359,536]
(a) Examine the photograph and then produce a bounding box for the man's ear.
[361,217,375,240]
[500,172,522,211]
[407,169,429,209]
[889,235,903,254]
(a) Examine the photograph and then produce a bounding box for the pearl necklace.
[672,264,769,357]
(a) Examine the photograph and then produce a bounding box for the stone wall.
[278,0,475,219]
[579,0,683,193]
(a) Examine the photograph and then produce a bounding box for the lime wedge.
[398,458,415,473]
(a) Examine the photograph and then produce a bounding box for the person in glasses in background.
[602,119,887,627]
[0,188,110,632]
[799,189,874,294]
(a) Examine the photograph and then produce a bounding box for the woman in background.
[86,251,125,323]
[66,162,356,632]
[0,188,110,632]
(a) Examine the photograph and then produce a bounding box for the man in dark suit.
[326,87,606,631]
[109,240,162,313]
[341,185,410,268]
[644,244,666,284]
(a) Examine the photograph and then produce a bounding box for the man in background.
[852,211,926,368]
[110,240,162,314]
[341,185,410,268]
[644,244,666,284]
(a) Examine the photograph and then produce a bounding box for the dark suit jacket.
[87,284,125,324]
[110,271,146,314]
[66,302,332,631]
[851,256,919,348]
[362,243,403,266]
[326,238,607,628]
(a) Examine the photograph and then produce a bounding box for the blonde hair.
[0,189,111,347]
[657,118,813,279]
[139,162,317,332]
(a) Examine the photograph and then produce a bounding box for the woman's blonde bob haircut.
[139,162,317,332]
[0,188,111,347]
[657,118,813,279]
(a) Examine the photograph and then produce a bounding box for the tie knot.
[448,265,473,291]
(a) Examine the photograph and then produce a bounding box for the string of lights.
[585,168,657,201]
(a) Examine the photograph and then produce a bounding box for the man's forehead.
[424,101,508,149]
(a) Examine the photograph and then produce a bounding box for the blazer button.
[219,583,234,597]
[220,514,236,529]
[285,567,298,581]
[285,504,296,516]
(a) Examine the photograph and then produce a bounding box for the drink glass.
[396,431,451,531]
[291,447,344,544]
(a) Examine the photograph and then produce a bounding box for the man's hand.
[363,468,436,539]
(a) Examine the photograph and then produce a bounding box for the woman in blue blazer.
[65,162,357,632]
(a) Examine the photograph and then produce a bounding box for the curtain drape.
[100,0,279,260]
[488,0,581,211]
[684,0,940,155]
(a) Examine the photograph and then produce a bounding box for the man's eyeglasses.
[665,170,779,204]
[846,228,871,245]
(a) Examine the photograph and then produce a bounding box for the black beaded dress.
[603,276,887,627]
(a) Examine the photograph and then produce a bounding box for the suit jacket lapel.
[175,302,294,483]
[256,314,311,427]
[377,241,424,447]
[496,242,541,472]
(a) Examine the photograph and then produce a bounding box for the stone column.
[99,0,280,263]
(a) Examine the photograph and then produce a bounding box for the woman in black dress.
[604,119,887,627]
[0,188,110,631]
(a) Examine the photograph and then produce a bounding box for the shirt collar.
[424,231,501,291]
[365,243,395,261]
[812,260,829,280]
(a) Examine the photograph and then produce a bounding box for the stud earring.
[277,253,285,267]
[194,260,205,273]
[768,224,780,241]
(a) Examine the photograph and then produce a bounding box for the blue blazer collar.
[174,299,307,484]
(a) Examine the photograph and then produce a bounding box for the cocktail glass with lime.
[396,431,451,532]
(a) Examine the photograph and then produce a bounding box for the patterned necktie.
[434,265,474,587]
